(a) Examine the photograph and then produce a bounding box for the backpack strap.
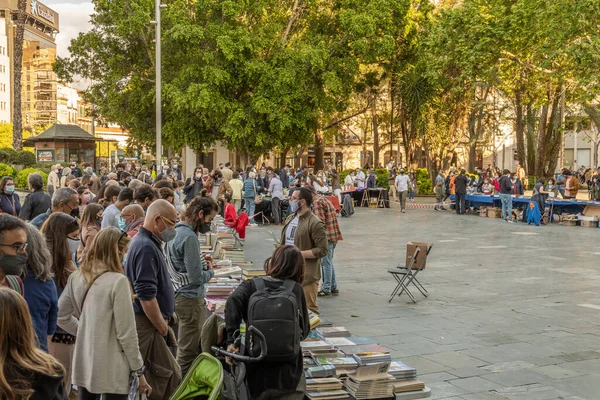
[282,279,295,293]
[253,277,265,291]
[5,275,22,295]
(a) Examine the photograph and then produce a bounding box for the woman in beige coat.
[58,227,151,399]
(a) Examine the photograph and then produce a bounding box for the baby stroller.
[169,325,267,400]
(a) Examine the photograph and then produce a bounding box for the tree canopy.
[56,0,600,173]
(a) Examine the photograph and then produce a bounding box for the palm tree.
[12,0,27,151]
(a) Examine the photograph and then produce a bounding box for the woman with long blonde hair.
[0,287,67,400]
[58,227,151,400]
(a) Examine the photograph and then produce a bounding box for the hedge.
[0,163,16,179]
[0,148,36,167]
[16,168,48,189]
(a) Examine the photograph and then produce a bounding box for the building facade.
[0,0,59,126]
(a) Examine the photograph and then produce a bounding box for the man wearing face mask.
[120,204,146,237]
[30,188,79,229]
[125,199,182,397]
[183,166,204,204]
[101,188,133,229]
[0,214,28,294]
[280,187,328,314]
[167,196,217,374]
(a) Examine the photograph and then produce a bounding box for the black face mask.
[199,222,211,234]
[70,207,80,218]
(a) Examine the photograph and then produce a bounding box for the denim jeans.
[321,241,337,292]
[245,198,256,223]
[499,193,512,220]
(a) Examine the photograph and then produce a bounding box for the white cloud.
[48,1,94,58]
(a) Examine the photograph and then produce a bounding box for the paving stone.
[450,377,505,393]
[419,371,460,384]
[242,208,600,399]
[424,351,489,369]
[532,365,581,380]
[482,370,550,387]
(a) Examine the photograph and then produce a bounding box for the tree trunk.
[12,0,26,150]
[314,130,324,171]
[280,146,290,168]
[525,103,537,176]
[372,96,379,168]
[594,140,599,169]
[514,91,526,170]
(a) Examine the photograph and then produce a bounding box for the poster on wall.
[37,150,55,162]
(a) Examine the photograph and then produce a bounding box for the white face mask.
[67,237,81,255]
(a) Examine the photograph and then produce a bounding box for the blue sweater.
[23,268,58,352]
[167,222,214,299]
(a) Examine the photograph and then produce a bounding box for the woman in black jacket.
[0,287,67,400]
[225,245,309,399]
[0,176,21,216]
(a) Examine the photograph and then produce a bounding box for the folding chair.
[388,247,420,303]
[388,244,433,303]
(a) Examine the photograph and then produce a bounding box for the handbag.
[253,180,262,204]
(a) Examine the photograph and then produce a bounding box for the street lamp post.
[151,1,166,169]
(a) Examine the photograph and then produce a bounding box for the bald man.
[124,199,181,394]
[121,203,145,237]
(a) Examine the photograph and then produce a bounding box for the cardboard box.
[406,242,432,270]
[487,208,501,218]
[580,220,597,228]
[583,205,600,218]
[562,220,578,227]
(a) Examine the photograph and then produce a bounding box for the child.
[434,180,445,210]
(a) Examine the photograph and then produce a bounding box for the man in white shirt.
[355,168,366,189]
[101,188,134,229]
[395,169,410,213]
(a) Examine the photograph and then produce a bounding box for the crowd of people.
[0,159,346,400]
[429,164,599,222]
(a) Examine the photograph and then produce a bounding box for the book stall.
[302,323,431,400]
[201,218,429,399]
[201,217,266,315]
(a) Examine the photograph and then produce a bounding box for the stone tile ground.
[244,204,600,399]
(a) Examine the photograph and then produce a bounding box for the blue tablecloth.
[450,194,600,217]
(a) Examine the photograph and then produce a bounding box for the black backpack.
[247,278,300,362]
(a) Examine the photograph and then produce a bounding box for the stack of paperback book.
[344,373,395,399]
[316,326,351,338]
[306,378,349,400]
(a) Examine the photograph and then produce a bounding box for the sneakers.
[318,290,331,297]
[249,223,258,227]
[402,209,406,213]
[331,288,339,296]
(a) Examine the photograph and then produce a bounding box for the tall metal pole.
[154,0,162,168]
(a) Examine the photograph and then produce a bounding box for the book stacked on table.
[344,373,395,399]
[392,379,425,393]
[316,357,358,370]
[205,298,227,314]
[309,312,322,329]
[305,365,336,378]
[222,249,245,262]
[213,266,242,279]
[301,340,333,352]
[317,326,351,338]
[388,361,417,380]
[239,263,266,280]
[353,352,392,366]
[306,378,349,399]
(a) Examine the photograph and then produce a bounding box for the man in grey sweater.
[167,196,218,374]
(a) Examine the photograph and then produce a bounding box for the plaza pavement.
[243,202,600,400]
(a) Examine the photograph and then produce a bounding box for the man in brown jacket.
[280,187,328,314]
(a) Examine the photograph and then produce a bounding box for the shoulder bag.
[253,179,262,204]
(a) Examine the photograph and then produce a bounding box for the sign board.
[27,0,59,30]
[37,149,54,162]
[123,157,139,161]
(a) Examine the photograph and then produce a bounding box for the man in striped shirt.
[309,187,343,297]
